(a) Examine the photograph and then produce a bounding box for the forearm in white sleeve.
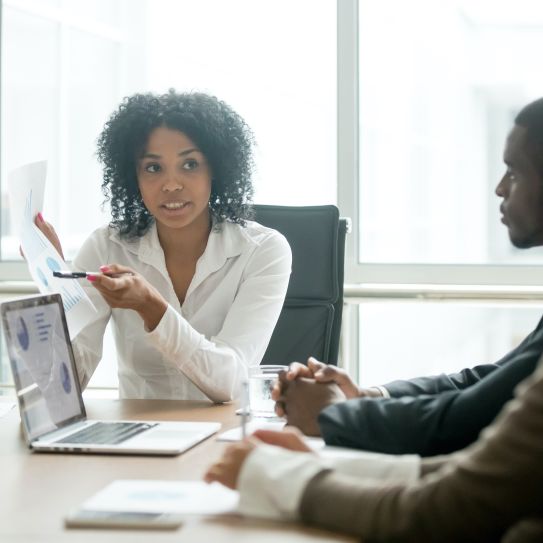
[237,445,420,521]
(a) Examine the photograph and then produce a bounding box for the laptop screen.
[1,294,86,441]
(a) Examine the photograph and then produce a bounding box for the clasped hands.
[271,356,381,436]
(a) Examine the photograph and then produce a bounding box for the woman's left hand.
[204,439,256,490]
[88,264,168,331]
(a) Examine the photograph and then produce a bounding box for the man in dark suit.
[273,97,543,456]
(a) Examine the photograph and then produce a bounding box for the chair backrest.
[252,205,347,366]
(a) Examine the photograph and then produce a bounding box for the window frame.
[338,0,543,289]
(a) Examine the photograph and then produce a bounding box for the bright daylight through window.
[0,0,336,390]
[355,0,543,385]
[358,0,543,266]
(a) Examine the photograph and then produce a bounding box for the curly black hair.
[96,89,255,238]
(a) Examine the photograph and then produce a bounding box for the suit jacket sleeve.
[318,337,542,455]
[300,357,543,543]
[384,315,543,397]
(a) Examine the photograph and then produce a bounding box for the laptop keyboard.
[55,422,157,445]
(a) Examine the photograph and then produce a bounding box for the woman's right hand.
[87,264,168,331]
[34,213,65,260]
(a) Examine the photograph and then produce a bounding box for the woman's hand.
[88,264,168,331]
[34,213,65,259]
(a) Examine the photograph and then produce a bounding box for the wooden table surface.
[0,398,355,542]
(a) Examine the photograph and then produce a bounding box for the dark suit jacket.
[318,315,543,456]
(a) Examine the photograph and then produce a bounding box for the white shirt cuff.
[237,445,325,520]
[372,385,390,398]
[320,447,420,482]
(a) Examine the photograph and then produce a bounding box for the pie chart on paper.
[37,266,49,287]
[46,257,61,273]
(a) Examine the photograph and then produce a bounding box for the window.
[0,0,337,389]
[3,0,542,393]
[338,0,543,383]
[1,0,147,266]
[339,0,543,285]
[1,0,336,274]
[358,302,543,385]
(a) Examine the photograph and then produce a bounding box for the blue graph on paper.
[20,189,48,257]
[22,188,87,313]
[60,285,85,311]
[10,160,96,339]
[46,257,61,272]
[36,267,48,287]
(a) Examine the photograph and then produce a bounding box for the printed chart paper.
[7,161,96,338]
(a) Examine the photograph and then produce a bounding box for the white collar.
[108,220,256,284]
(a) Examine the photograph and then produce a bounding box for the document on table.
[7,161,96,338]
[78,480,238,516]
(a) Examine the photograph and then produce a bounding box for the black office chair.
[252,205,348,366]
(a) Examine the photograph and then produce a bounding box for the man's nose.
[495,175,507,197]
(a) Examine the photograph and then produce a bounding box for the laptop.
[0,293,220,455]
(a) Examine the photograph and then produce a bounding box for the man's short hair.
[515,98,543,174]
[515,98,543,147]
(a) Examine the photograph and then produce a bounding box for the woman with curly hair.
[37,90,291,402]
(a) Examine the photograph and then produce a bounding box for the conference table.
[0,398,356,542]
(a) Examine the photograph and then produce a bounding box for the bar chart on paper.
[32,253,87,312]
[59,287,84,312]
[8,160,97,338]
[33,251,96,338]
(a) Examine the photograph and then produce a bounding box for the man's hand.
[204,439,256,490]
[272,357,383,418]
[275,375,346,437]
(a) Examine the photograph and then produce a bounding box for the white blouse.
[71,220,292,402]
